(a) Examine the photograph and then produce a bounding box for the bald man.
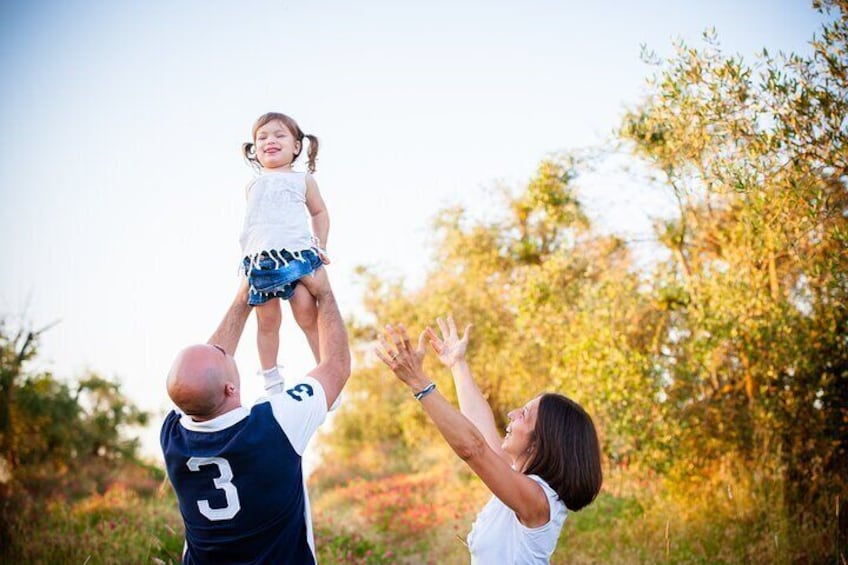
[160,269,350,564]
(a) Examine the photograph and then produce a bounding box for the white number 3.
[187,456,242,521]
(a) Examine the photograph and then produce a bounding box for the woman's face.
[502,396,541,458]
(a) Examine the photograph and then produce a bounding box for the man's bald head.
[167,344,241,420]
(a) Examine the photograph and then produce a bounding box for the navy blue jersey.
[161,376,327,564]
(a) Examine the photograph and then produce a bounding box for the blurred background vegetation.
[2,1,846,562]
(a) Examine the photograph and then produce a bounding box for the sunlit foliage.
[314,3,847,562]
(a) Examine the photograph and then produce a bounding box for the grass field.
[2,456,839,564]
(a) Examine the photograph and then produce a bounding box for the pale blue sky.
[0,0,826,457]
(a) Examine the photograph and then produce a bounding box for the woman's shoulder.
[518,475,568,542]
[526,475,564,507]
[526,474,552,489]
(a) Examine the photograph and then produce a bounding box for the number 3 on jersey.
[286,383,314,401]
[187,456,241,521]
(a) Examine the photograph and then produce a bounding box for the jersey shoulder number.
[286,383,314,401]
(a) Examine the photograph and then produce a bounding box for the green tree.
[621,0,847,543]
[0,320,44,468]
[312,5,846,561]
[0,320,148,474]
[0,319,152,555]
[317,158,663,482]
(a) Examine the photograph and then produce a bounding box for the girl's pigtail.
[242,142,260,169]
[303,134,319,173]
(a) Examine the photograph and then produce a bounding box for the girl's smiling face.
[502,396,541,460]
[255,119,300,171]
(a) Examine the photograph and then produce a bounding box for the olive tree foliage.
[620,0,847,519]
[317,12,846,555]
[319,158,666,476]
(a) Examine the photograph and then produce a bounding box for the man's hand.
[299,267,331,299]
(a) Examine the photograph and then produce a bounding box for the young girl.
[239,112,330,390]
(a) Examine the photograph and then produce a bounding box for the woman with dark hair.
[377,316,602,564]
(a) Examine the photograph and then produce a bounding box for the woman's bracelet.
[414,382,437,401]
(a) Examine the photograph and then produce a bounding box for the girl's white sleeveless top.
[467,474,567,564]
[239,172,314,258]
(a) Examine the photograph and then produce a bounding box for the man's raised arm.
[208,279,251,356]
[299,269,351,409]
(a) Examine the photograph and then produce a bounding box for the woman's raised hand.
[376,324,430,390]
[426,316,472,368]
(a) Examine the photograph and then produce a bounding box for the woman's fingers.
[447,315,458,337]
[376,329,400,366]
[397,323,413,352]
[424,326,444,346]
[425,327,443,354]
[385,324,406,352]
[436,317,449,339]
[382,318,470,367]
[384,323,421,357]
[462,323,473,343]
[374,347,395,367]
[378,333,398,359]
[382,322,436,361]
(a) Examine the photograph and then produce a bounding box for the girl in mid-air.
[239,112,330,390]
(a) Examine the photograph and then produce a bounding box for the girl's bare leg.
[290,283,320,362]
[255,298,282,370]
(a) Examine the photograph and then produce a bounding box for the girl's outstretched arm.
[305,174,330,264]
[427,316,506,461]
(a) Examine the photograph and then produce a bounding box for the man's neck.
[190,400,242,422]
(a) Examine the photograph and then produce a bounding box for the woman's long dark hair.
[523,393,603,511]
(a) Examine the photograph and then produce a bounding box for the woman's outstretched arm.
[427,316,506,462]
[377,323,549,528]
